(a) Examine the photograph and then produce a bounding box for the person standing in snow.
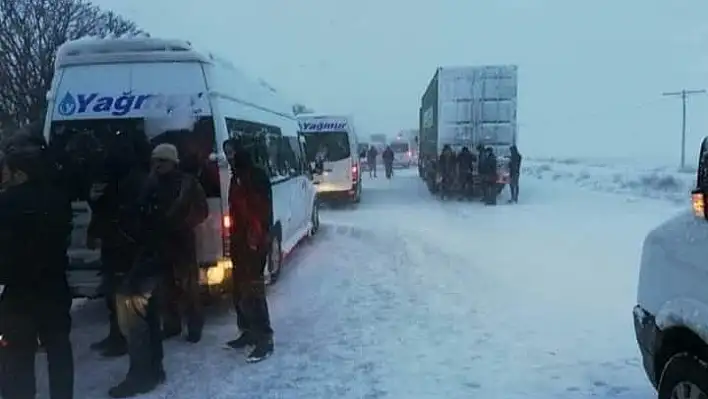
[438,145,456,198]
[87,132,148,358]
[456,146,475,198]
[366,146,378,178]
[0,138,74,399]
[109,143,189,397]
[223,138,274,363]
[382,145,394,179]
[508,145,522,203]
[480,147,498,205]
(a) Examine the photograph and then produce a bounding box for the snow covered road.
[41,168,684,398]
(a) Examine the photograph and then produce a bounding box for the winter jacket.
[439,152,456,178]
[382,148,394,164]
[367,148,378,164]
[130,169,197,278]
[457,149,474,173]
[87,168,147,255]
[510,151,522,178]
[0,180,72,294]
[228,165,273,255]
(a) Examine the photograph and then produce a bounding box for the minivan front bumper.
[633,305,660,388]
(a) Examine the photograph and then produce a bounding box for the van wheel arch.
[655,326,708,384]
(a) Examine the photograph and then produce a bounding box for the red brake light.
[222,213,232,257]
[692,191,705,218]
[351,164,359,181]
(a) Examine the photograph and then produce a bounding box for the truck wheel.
[264,232,282,286]
[658,352,708,399]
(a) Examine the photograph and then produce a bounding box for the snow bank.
[524,157,696,204]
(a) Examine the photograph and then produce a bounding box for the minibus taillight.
[223,214,232,257]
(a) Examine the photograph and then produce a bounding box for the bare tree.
[0,0,143,129]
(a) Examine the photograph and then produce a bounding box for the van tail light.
[692,190,706,219]
[351,163,358,181]
[407,151,412,158]
[222,214,232,257]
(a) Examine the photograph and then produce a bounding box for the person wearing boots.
[481,147,498,205]
[223,138,275,363]
[0,139,74,399]
[109,143,188,397]
[88,137,147,358]
[366,146,378,178]
[509,145,522,203]
[382,145,394,179]
[160,150,208,344]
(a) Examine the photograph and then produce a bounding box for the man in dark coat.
[109,143,191,397]
[509,145,522,203]
[438,145,456,198]
[480,147,498,205]
[456,146,474,198]
[88,136,148,357]
[366,146,378,178]
[0,142,74,399]
[223,138,274,363]
[382,145,394,179]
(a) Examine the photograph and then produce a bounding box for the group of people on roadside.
[0,125,275,399]
[437,144,522,205]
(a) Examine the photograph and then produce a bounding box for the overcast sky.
[92,0,708,164]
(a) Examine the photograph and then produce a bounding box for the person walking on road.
[223,138,275,363]
[382,145,394,179]
[0,137,74,399]
[366,146,378,178]
[509,145,522,203]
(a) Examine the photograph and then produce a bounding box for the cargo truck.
[418,65,518,196]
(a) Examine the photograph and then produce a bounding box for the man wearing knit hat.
[110,142,206,398]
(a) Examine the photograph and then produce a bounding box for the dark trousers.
[101,248,136,343]
[440,172,453,197]
[384,162,393,178]
[0,286,73,399]
[509,174,520,201]
[231,248,273,341]
[101,272,125,342]
[368,161,376,177]
[161,265,203,336]
[483,177,497,205]
[115,276,164,381]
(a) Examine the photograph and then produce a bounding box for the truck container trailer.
[419,65,518,196]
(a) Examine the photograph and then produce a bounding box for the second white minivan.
[298,114,362,203]
[44,36,319,296]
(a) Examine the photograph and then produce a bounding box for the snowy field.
[35,165,685,398]
[525,157,696,204]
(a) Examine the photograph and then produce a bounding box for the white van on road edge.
[634,136,708,398]
[44,37,319,297]
[298,114,362,203]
